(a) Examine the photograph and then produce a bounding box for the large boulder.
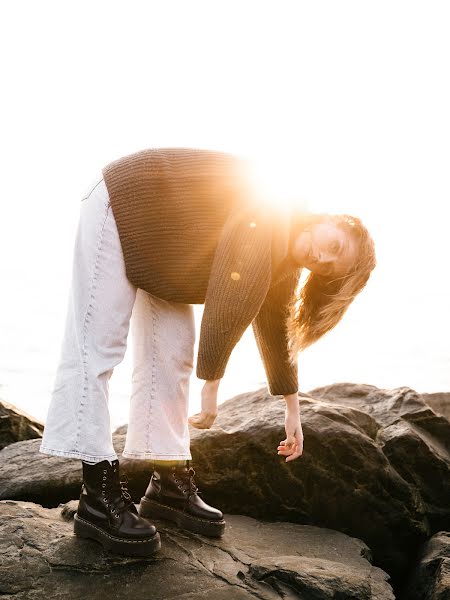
[0,398,43,450]
[0,382,449,594]
[307,383,450,534]
[0,499,395,599]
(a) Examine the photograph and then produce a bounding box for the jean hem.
[122,450,192,460]
[39,446,118,462]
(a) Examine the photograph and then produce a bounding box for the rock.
[308,383,450,532]
[0,499,395,599]
[113,424,127,435]
[188,384,449,589]
[0,398,44,450]
[0,436,126,506]
[1,382,449,594]
[400,531,450,600]
[422,393,450,422]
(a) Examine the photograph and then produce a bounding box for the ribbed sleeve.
[252,269,301,396]
[196,204,273,381]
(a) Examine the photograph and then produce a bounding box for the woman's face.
[292,221,358,277]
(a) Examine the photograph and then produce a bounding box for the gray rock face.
[0,500,395,600]
[0,398,44,450]
[0,382,449,597]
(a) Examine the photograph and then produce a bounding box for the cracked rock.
[0,500,394,599]
[0,382,449,597]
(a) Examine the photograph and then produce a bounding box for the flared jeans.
[39,174,195,462]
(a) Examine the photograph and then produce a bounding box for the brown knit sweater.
[102,148,302,396]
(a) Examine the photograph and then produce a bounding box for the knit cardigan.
[102,148,302,396]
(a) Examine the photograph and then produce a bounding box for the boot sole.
[73,513,161,557]
[138,496,226,537]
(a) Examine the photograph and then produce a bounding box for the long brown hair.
[286,213,376,366]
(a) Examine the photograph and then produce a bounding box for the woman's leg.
[39,175,137,462]
[127,291,226,537]
[122,288,195,462]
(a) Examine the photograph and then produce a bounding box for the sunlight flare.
[243,154,310,217]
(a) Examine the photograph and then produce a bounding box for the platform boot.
[138,460,226,537]
[74,458,161,556]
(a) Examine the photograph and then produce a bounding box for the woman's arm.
[252,269,301,396]
[196,205,272,383]
[188,379,221,429]
[283,392,300,411]
[278,391,303,461]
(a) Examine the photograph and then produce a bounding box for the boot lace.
[173,466,203,499]
[101,470,135,518]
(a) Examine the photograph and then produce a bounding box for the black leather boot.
[138,460,226,537]
[74,458,161,556]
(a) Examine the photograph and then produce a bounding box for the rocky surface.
[0,382,449,598]
[402,531,450,600]
[0,436,124,506]
[0,499,395,600]
[422,392,450,421]
[307,384,450,534]
[400,530,450,600]
[0,398,44,450]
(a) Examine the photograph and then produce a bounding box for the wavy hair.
[286,212,376,366]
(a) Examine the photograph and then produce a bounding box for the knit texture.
[102,148,302,396]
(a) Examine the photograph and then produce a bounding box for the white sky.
[0,1,449,423]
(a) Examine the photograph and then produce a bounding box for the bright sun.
[242,154,310,216]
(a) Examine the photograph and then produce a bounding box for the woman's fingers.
[285,450,302,462]
[277,437,303,461]
[285,440,302,461]
[188,414,206,428]
[188,411,217,429]
[189,418,209,429]
[277,440,296,455]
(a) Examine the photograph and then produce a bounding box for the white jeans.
[39,175,194,462]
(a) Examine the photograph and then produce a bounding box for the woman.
[39,147,376,557]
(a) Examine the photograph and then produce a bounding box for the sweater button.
[249,221,257,228]
[230,271,241,281]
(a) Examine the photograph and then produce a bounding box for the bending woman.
[39,147,376,557]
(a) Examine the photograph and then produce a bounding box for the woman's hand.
[188,379,220,429]
[278,394,304,462]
